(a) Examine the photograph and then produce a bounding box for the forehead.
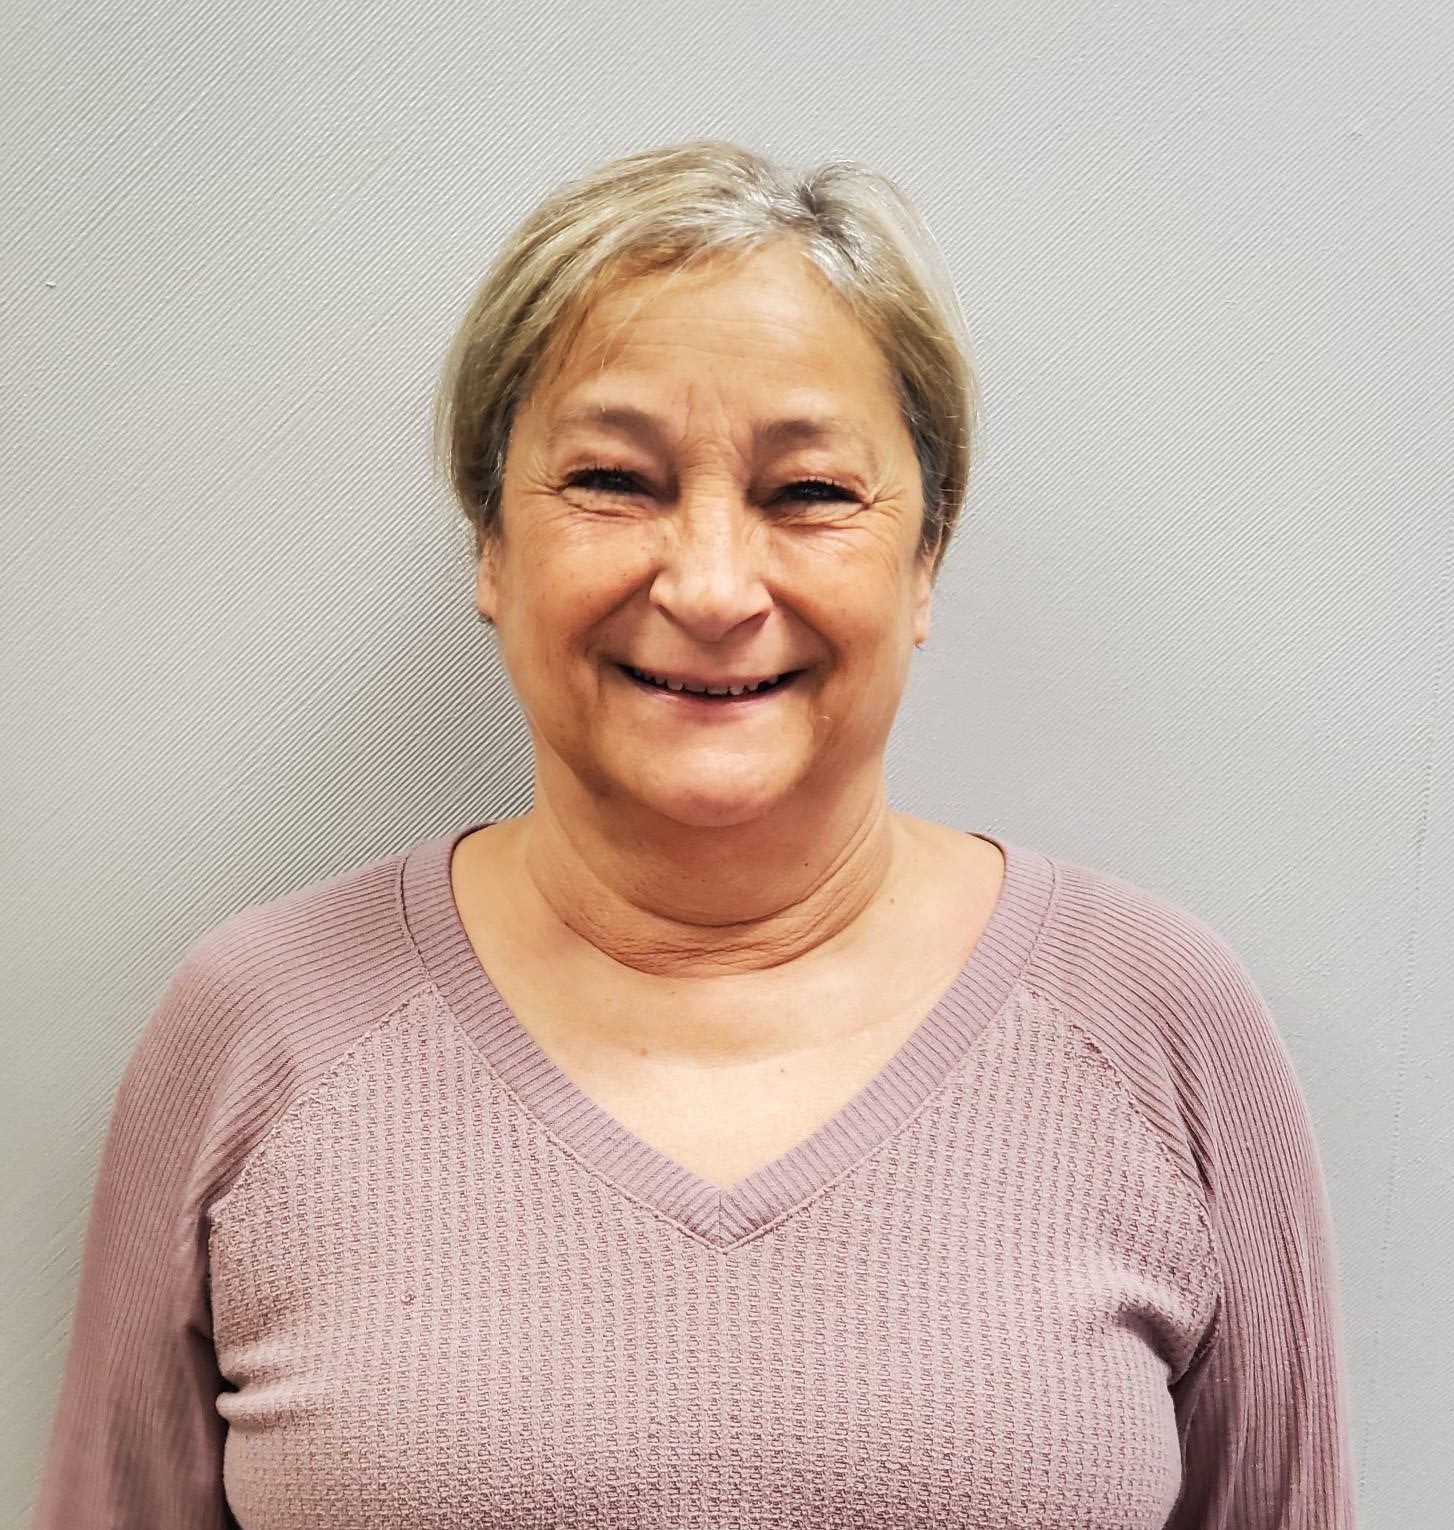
[545,400,883,461]
[531,246,902,454]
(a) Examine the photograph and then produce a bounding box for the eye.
[565,467,643,494]
[562,468,856,505]
[779,478,855,503]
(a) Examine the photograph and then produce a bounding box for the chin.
[624,772,796,831]
[653,802,778,832]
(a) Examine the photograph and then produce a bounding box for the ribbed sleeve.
[30,952,238,1529]
[1160,947,1357,1527]
[30,847,422,1530]
[1018,855,1358,1528]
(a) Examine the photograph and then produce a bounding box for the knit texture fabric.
[31,821,1358,1528]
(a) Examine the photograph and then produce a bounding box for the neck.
[508,772,906,981]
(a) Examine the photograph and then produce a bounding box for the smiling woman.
[33,139,1356,1530]
[460,235,948,855]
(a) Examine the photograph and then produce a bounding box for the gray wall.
[5,1,1449,1524]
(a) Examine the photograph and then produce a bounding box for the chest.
[525,970,963,1190]
[207,985,1211,1530]
[467,890,999,1192]
[449,824,1005,1190]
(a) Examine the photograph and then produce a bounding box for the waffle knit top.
[32,819,1358,1528]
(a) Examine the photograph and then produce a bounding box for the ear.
[475,541,501,626]
[910,545,936,647]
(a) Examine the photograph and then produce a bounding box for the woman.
[34,140,1356,1528]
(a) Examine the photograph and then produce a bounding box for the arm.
[1164,957,1358,1528]
[31,954,238,1529]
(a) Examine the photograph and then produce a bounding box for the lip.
[615,662,803,703]
[617,662,795,691]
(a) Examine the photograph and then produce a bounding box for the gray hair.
[432,138,980,579]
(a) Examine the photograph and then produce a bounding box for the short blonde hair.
[432,138,980,578]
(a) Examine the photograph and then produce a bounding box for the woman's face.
[478,239,936,830]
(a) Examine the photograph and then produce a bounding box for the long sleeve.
[1164,949,1359,1528]
[31,952,238,1530]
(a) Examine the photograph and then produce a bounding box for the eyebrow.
[546,403,882,467]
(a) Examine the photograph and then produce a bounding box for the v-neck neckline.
[400,818,1056,1247]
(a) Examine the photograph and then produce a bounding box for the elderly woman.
[35,140,1355,1528]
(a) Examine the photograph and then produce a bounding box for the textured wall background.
[4,0,1450,1524]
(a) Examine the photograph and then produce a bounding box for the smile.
[617,663,802,701]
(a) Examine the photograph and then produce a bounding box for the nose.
[647,492,773,643]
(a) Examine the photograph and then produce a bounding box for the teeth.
[626,665,782,695]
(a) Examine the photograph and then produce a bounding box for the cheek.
[519,532,632,620]
[797,560,915,646]
[508,553,642,692]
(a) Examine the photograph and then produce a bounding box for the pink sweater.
[32,820,1358,1528]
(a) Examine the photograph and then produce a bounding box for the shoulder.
[179,838,424,1018]
[1024,847,1273,1039]
[113,836,437,1214]
[1015,845,1311,1212]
